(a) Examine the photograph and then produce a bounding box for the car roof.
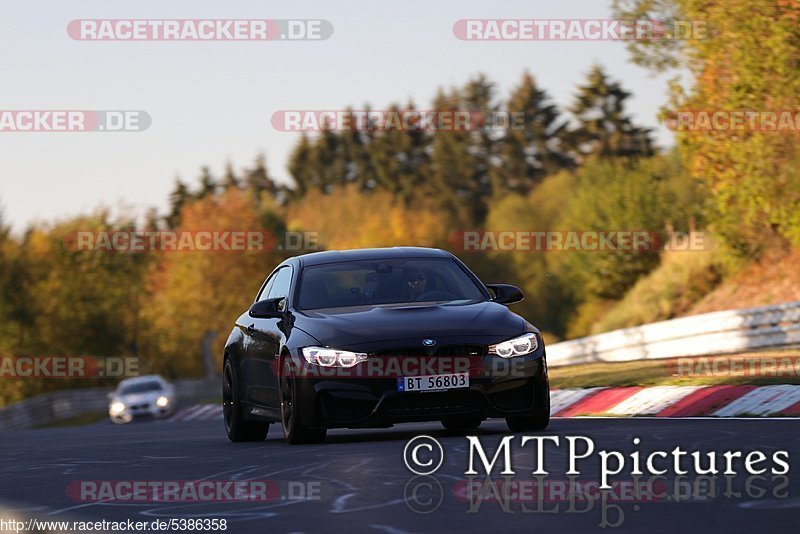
[293,247,452,268]
[118,375,166,386]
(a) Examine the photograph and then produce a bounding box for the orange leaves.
[286,184,450,250]
[139,189,283,377]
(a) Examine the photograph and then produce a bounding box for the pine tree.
[313,124,348,193]
[288,134,314,199]
[165,178,190,228]
[143,207,159,231]
[462,74,501,206]
[223,162,240,191]
[367,102,427,197]
[244,154,279,203]
[338,107,375,191]
[429,87,484,225]
[497,72,572,194]
[568,64,654,161]
[196,166,217,199]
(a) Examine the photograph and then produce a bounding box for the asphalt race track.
[1,418,798,533]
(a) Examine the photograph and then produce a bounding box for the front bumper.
[109,402,172,422]
[290,347,549,429]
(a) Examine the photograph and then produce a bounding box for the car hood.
[293,300,526,348]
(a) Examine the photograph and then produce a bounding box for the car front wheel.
[280,369,326,445]
[441,416,483,432]
[223,359,269,442]
[505,410,550,432]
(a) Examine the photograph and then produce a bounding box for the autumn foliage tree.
[613,0,800,253]
[140,188,287,378]
[286,184,450,250]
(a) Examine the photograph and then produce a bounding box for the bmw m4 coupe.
[223,247,550,444]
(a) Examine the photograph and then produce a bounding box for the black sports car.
[222,247,550,444]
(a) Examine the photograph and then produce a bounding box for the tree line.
[3,0,800,405]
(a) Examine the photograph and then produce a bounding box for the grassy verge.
[549,349,800,389]
[34,410,108,429]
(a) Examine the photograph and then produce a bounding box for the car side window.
[255,266,290,302]
[255,275,275,302]
[266,267,293,310]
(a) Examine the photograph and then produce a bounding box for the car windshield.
[119,381,164,395]
[297,258,486,310]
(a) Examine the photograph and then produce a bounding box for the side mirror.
[249,297,287,319]
[486,284,524,305]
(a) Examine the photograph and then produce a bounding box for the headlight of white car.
[156,396,169,407]
[109,401,126,415]
[488,333,539,358]
[302,347,368,368]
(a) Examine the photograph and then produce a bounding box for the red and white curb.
[552,385,800,417]
[166,385,800,423]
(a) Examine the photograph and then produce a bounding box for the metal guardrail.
[547,301,800,367]
[0,377,220,431]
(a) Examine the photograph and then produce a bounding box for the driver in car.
[404,268,429,300]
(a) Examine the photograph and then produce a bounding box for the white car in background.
[108,375,175,424]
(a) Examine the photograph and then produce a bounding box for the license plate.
[397,372,469,392]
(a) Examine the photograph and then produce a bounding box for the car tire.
[281,371,326,445]
[505,410,550,432]
[223,359,269,442]
[441,416,483,432]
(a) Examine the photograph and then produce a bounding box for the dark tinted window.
[120,381,163,395]
[297,258,485,310]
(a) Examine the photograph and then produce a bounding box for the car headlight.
[488,333,539,358]
[302,347,368,368]
[109,401,126,415]
[156,396,169,407]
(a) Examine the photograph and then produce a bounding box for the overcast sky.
[0,0,675,231]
